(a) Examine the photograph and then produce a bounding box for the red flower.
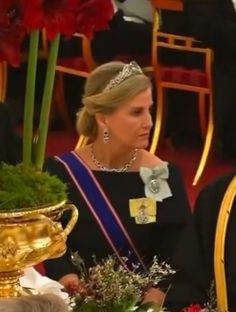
[75,0,113,38]
[0,0,25,66]
[0,0,113,65]
[21,0,113,40]
[0,25,25,67]
[182,304,203,312]
[21,0,79,40]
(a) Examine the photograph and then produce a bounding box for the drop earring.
[103,127,109,144]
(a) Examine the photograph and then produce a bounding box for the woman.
[44,61,190,302]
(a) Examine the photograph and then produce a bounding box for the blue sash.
[56,151,146,272]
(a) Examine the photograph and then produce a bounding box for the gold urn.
[0,201,78,297]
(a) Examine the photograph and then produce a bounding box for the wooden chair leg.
[0,62,7,103]
[198,92,207,140]
[149,85,164,154]
[192,94,214,185]
[52,72,74,131]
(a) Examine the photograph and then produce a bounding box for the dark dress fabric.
[165,171,236,311]
[43,155,190,282]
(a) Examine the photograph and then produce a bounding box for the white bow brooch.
[139,162,172,202]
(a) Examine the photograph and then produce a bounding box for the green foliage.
[71,294,165,312]
[71,300,98,312]
[0,163,67,210]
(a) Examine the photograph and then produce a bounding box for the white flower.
[139,162,172,202]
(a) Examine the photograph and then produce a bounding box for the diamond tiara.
[104,61,143,92]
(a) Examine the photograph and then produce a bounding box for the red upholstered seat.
[160,66,208,87]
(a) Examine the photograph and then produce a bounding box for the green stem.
[23,30,39,166]
[34,33,60,170]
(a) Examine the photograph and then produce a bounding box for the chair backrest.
[150,0,212,90]
[55,32,97,77]
[74,33,97,72]
[153,31,212,87]
[214,175,236,312]
[150,0,184,71]
[41,28,97,77]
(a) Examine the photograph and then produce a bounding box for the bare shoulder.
[138,149,166,168]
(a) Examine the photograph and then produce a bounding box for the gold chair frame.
[214,175,236,312]
[0,62,7,103]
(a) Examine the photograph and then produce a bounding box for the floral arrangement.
[0,0,113,169]
[0,0,113,209]
[70,252,175,312]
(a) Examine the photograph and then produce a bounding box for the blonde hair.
[0,294,68,312]
[76,61,151,139]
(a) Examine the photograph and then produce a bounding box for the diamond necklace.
[90,145,138,172]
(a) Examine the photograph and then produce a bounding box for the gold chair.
[214,175,236,312]
[149,0,214,185]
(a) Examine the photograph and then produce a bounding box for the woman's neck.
[91,141,138,171]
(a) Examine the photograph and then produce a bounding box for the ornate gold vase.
[0,201,78,297]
